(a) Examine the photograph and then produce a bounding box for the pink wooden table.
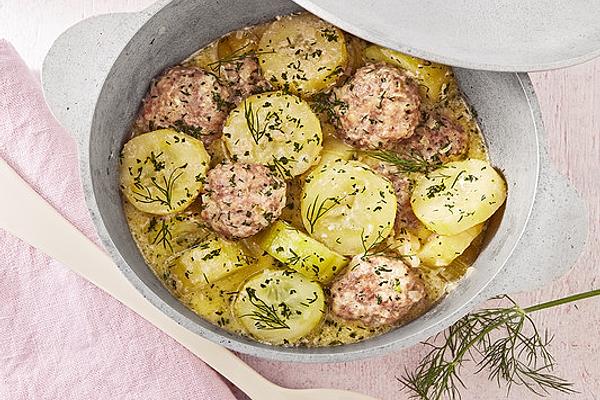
[2,1,599,398]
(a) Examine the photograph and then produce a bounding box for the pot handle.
[41,0,171,137]
[483,145,588,297]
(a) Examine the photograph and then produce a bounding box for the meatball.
[372,162,421,230]
[136,66,232,145]
[331,255,426,327]
[332,63,421,150]
[200,163,286,239]
[219,58,272,105]
[399,112,468,163]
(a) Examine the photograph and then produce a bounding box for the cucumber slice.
[301,160,397,255]
[120,129,210,215]
[217,29,259,60]
[223,91,323,179]
[258,13,347,95]
[234,269,325,344]
[418,223,484,267]
[184,40,219,69]
[364,45,452,102]
[255,220,348,283]
[123,202,209,276]
[411,159,507,235]
[318,136,355,166]
[169,234,252,294]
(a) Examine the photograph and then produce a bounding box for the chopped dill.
[269,156,293,180]
[311,91,347,127]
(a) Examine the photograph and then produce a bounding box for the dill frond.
[131,163,187,211]
[151,219,174,253]
[368,150,441,174]
[399,290,600,400]
[239,288,291,330]
[304,194,342,234]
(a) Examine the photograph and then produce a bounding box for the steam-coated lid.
[293,0,600,71]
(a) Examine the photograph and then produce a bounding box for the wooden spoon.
[0,157,379,400]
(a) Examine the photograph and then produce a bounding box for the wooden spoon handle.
[0,158,280,400]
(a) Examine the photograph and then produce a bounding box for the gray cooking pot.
[42,0,587,362]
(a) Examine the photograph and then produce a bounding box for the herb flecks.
[170,119,206,138]
[311,92,347,127]
[269,155,292,180]
[240,288,291,330]
[320,27,340,42]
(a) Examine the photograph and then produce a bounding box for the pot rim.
[77,4,541,363]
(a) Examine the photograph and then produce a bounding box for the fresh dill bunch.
[367,150,441,174]
[399,289,600,400]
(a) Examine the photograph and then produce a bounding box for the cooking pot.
[41,0,587,362]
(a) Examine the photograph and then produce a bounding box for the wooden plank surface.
[1,1,598,398]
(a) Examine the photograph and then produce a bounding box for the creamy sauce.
[123,18,489,347]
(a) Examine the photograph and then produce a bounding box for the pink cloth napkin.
[0,40,237,400]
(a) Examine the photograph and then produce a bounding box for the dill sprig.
[400,289,600,400]
[287,248,310,267]
[359,228,388,259]
[268,156,293,180]
[131,163,187,211]
[243,100,264,144]
[206,43,275,74]
[358,228,414,262]
[304,194,342,234]
[243,100,281,145]
[151,219,174,253]
[368,150,441,174]
[240,288,291,330]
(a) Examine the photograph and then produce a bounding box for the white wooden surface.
[1,1,599,399]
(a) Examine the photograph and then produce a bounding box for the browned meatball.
[371,162,421,230]
[331,255,426,327]
[399,112,468,163]
[332,63,421,150]
[219,58,272,105]
[200,163,286,239]
[136,66,232,145]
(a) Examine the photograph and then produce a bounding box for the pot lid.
[292,0,600,72]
